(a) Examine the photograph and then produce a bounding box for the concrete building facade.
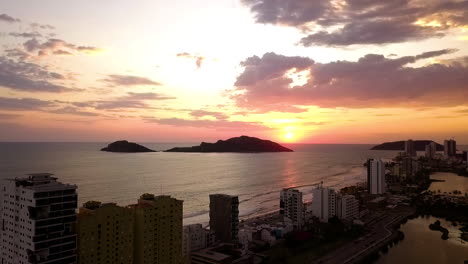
[444,139,457,158]
[209,194,239,244]
[367,159,386,194]
[405,139,416,157]
[279,189,304,229]
[0,173,78,264]
[182,224,215,261]
[311,186,337,222]
[131,194,183,264]
[337,195,359,221]
[77,201,134,264]
[425,142,437,159]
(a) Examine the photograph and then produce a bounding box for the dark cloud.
[0,113,20,119]
[0,97,54,111]
[0,14,20,23]
[30,23,55,30]
[22,38,101,57]
[101,75,162,86]
[176,52,205,68]
[233,50,468,111]
[241,0,330,26]
[243,0,468,46]
[235,52,314,86]
[9,32,42,38]
[49,106,99,117]
[0,56,75,93]
[75,92,176,110]
[53,50,73,55]
[4,48,30,60]
[146,117,268,130]
[190,110,229,120]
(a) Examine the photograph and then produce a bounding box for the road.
[312,206,415,264]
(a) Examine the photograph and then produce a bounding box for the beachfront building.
[280,189,304,229]
[0,173,78,264]
[367,159,386,194]
[444,139,457,158]
[77,201,134,264]
[131,193,183,264]
[425,142,437,159]
[311,186,337,222]
[337,195,359,221]
[182,224,215,261]
[405,139,417,157]
[209,194,239,243]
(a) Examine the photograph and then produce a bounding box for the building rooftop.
[192,248,231,262]
[8,173,76,191]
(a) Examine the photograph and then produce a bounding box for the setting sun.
[284,132,294,141]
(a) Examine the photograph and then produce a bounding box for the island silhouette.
[165,135,293,153]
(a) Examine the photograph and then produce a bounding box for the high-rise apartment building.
[367,159,386,194]
[311,186,337,222]
[405,139,416,157]
[77,201,134,264]
[425,142,437,159]
[444,139,457,158]
[209,194,239,243]
[0,173,78,264]
[131,194,183,264]
[337,195,359,221]
[280,189,304,229]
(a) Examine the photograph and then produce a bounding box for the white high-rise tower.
[1,173,78,264]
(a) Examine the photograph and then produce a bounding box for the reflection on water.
[0,142,396,225]
[429,172,468,195]
[377,216,468,264]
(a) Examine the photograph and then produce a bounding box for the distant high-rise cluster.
[444,139,457,158]
[310,185,359,222]
[367,159,386,194]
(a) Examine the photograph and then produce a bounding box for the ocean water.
[0,143,397,225]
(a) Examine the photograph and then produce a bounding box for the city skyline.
[1,0,468,144]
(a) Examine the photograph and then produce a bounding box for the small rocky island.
[165,136,293,153]
[101,140,155,153]
[371,140,444,151]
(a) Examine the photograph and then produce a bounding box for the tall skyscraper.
[280,189,304,229]
[77,201,134,264]
[405,139,416,157]
[425,141,437,159]
[0,173,78,264]
[444,139,457,158]
[367,159,386,194]
[311,186,337,222]
[209,194,239,243]
[131,194,183,264]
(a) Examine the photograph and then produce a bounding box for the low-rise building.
[182,224,215,261]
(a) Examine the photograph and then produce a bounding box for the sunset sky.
[1,0,467,143]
